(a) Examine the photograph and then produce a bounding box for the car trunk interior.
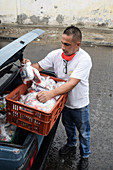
[0,46,32,147]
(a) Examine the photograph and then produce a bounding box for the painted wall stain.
[30,15,49,25]
[54,6,58,9]
[56,15,64,24]
[17,14,27,24]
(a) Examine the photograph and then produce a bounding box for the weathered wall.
[0,0,113,28]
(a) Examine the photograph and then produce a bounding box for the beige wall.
[0,0,113,28]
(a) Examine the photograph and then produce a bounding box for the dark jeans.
[62,105,91,158]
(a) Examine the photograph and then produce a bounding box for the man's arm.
[37,77,80,103]
[31,62,43,71]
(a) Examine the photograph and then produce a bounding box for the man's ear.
[75,41,81,51]
[77,41,81,47]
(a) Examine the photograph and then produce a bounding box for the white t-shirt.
[38,48,92,109]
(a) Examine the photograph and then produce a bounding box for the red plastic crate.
[6,75,68,136]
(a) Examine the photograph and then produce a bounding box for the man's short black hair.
[63,25,82,42]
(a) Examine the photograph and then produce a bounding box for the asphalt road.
[1,41,113,170]
[23,43,113,170]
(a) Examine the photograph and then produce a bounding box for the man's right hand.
[22,58,31,64]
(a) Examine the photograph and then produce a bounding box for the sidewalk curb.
[82,41,113,47]
[0,24,113,47]
[0,36,113,47]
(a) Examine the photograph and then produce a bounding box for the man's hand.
[22,58,31,64]
[36,91,53,103]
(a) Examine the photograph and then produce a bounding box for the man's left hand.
[36,91,52,103]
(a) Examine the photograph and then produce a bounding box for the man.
[23,25,92,170]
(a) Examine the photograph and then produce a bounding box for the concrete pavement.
[0,24,113,47]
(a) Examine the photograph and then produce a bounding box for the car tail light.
[26,145,38,170]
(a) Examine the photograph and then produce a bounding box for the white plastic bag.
[20,62,41,84]
[19,92,56,112]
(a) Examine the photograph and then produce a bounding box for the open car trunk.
[0,29,42,170]
[0,29,61,170]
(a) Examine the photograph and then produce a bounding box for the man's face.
[61,34,80,56]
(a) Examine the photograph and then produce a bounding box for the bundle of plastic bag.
[20,62,41,84]
[0,123,16,142]
[30,76,65,91]
[19,92,56,112]
[0,94,8,112]
[27,78,65,100]
[30,76,56,91]
[20,63,66,111]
